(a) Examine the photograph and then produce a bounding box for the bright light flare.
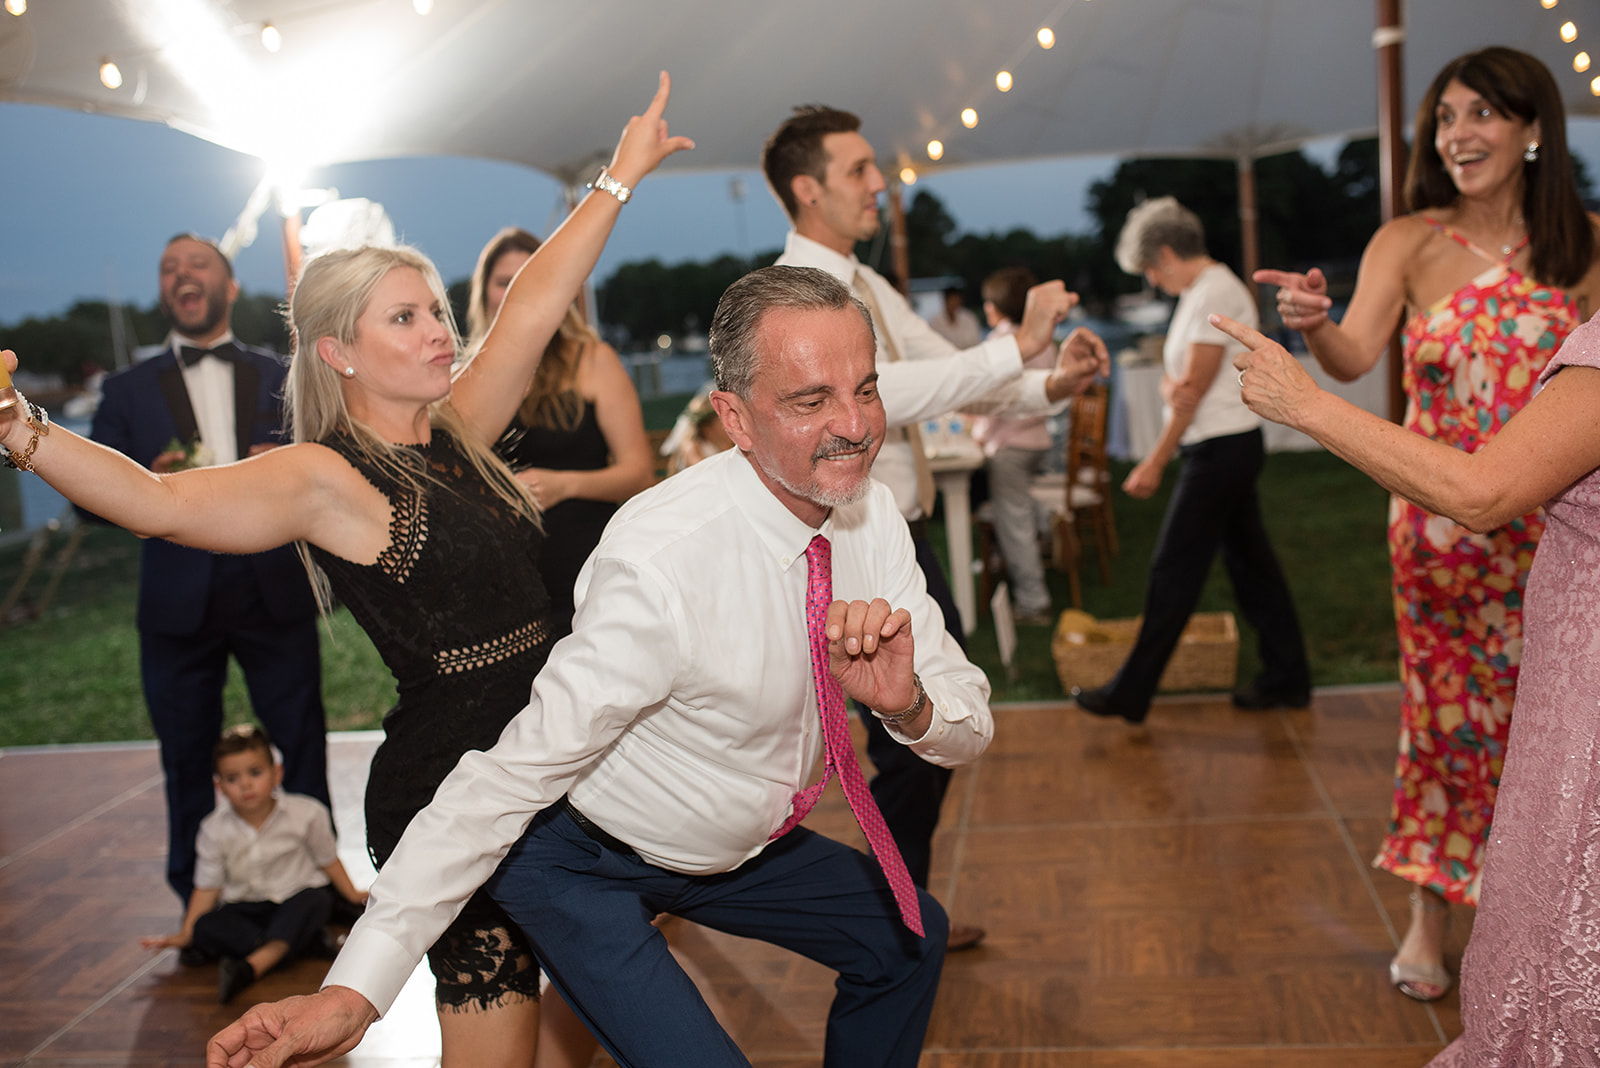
[927,140,944,160]
[99,60,123,89]
[996,71,1013,91]
[413,0,434,12]
[261,24,282,52]
[1038,27,1055,48]
[5,0,26,16]
[1562,21,1578,42]
[961,108,978,128]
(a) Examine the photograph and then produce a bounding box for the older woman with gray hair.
[1074,196,1310,724]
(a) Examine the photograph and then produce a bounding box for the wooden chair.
[1029,382,1117,595]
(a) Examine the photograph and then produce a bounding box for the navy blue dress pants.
[486,806,948,1068]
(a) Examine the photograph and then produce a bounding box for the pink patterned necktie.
[770,534,923,936]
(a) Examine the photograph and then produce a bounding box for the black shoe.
[1231,683,1311,710]
[309,928,344,960]
[177,945,212,968]
[1073,685,1146,724]
[217,957,256,1004]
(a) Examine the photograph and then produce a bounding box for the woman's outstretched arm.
[1215,315,1600,531]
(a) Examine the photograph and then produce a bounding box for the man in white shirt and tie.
[209,266,995,1068]
[764,106,1107,949]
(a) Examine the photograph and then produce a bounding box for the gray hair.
[1114,196,1207,275]
[708,265,875,399]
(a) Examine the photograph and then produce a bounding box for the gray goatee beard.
[770,432,875,511]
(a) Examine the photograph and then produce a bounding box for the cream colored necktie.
[852,270,937,519]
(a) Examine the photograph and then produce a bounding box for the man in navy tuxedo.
[87,234,329,902]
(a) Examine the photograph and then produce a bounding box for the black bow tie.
[177,343,236,368]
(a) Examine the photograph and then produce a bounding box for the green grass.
[0,449,1398,747]
[0,525,395,748]
[951,449,1398,702]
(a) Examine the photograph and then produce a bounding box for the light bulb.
[996,71,1013,92]
[1561,21,1577,43]
[414,0,434,13]
[99,60,123,89]
[1038,27,1055,49]
[927,140,944,161]
[4,0,26,16]
[261,24,281,52]
[900,167,917,186]
[1577,52,1591,72]
[961,108,978,128]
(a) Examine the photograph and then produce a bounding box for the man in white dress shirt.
[764,106,1107,949]
[208,266,994,1068]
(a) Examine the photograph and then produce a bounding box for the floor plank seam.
[0,772,163,870]
[962,812,1366,833]
[1280,700,1451,1046]
[19,951,167,1064]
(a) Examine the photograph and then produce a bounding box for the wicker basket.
[1052,611,1239,694]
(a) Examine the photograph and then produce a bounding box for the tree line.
[8,138,1590,381]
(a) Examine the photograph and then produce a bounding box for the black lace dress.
[310,429,554,1007]
[495,396,617,636]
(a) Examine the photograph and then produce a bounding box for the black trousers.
[1105,427,1310,713]
[858,530,966,890]
[189,885,335,962]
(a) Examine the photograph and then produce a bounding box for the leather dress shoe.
[217,957,256,1004]
[1231,683,1311,710]
[947,922,986,952]
[1073,685,1146,724]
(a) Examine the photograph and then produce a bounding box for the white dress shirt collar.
[721,447,838,570]
[781,231,858,287]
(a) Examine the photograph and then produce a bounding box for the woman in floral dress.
[1256,47,1600,1000]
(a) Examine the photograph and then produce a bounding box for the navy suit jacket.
[84,342,319,636]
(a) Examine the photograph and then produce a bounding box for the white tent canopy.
[3,0,1597,186]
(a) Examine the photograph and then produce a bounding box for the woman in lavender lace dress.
[1213,310,1600,1065]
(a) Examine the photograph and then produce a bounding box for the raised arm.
[450,72,694,444]
[1253,216,1423,383]
[1216,314,1600,531]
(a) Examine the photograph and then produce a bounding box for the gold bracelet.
[1,394,51,473]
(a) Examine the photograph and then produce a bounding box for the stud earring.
[1524,140,1540,163]
[342,366,356,378]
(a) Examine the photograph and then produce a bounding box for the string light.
[1037,27,1055,49]
[4,0,25,15]
[927,140,944,161]
[1561,21,1577,42]
[1542,0,1558,8]
[900,167,917,186]
[961,108,978,128]
[260,24,282,52]
[996,71,1013,92]
[413,0,434,13]
[99,60,123,89]
[1577,52,1592,73]
[1592,74,1600,94]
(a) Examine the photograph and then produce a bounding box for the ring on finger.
[1237,369,1246,387]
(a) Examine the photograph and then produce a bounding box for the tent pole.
[1376,0,1407,424]
[888,178,911,297]
[1237,154,1259,304]
[563,180,596,324]
[280,213,303,301]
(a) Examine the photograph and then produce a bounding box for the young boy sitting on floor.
[140,724,367,1003]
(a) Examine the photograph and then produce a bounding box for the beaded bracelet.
[1,394,51,473]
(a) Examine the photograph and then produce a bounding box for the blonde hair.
[465,226,599,433]
[285,245,542,610]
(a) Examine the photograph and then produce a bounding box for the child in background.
[140,725,367,1003]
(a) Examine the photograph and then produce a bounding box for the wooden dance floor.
[0,685,1468,1066]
